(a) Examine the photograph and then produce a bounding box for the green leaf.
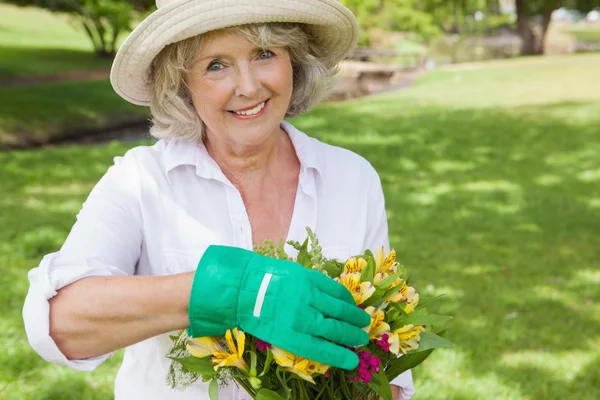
[322,260,343,278]
[260,349,274,377]
[276,385,291,400]
[414,331,453,352]
[385,350,434,381]
[360,254,376,282]
[167,356,216,376]
[361,268,406,307]
[276,239,288,260]
[209,379,219,400]
[256,389,285,400]
[418,293,447,308]
[296,238,311,268]
[376,268,404,289]
[250,350,258,376]
[369,367,393,400]
[387,301,409,317]
[360,287,386,307]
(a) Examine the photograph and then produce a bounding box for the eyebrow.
[196,47,267,63]
[197,54,228,63]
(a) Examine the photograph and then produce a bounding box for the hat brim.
[110,0,359,106]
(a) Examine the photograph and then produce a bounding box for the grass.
[0,4,123,78]
[1,54,599,399]
[562,28,600,44]
[0,79,149,147]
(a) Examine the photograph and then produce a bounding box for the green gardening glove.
[188,245,370,370]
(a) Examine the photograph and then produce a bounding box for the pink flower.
[350,350,380,384]
[256,339,272,352]
[369,356,380,369]
[377,333,391,352]
[359,368,372,383]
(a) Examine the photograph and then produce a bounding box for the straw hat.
[110,0,359,106]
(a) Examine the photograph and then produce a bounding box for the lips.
[230,99,269,113]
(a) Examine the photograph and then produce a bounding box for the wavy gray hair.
[148,23,340,142]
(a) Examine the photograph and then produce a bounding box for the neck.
[204,126,290,186]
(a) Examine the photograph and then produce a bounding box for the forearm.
[49,272,194,360]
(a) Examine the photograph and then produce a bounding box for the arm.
[23,152,151,369]
[49,272,194,360]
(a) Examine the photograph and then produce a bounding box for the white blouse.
[22,121,415,400]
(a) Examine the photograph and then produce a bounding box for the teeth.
[234,101,266,116]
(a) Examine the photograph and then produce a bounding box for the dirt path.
[0,70,110,87]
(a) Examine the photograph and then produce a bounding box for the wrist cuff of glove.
[187,245,255,338]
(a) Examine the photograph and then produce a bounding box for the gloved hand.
[188,245,370,370]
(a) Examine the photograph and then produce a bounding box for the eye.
[207,61,224,72]
[259,50,274,59]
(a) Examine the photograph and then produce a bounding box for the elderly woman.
[23,0,415,399]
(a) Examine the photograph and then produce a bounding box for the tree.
[5,0,156,58]
[340,0,441,45]
[515,0,600,55]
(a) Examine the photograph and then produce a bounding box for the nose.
[234,64,260,99]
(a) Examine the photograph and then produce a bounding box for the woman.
[23,0,415,399]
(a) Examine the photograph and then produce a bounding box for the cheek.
[188,78,230,116]
[261,59,293,96]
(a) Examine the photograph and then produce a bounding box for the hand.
[188,245,371,369]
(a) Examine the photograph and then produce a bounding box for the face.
[186,29,294,149]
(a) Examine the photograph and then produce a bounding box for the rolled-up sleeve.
[363,164,415,399]
[22,152,143,371]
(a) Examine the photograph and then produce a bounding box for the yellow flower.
[375,247,399,275]
[404,292,419,314]
[363,306,390,340]
[344,257,367,274]
[386,282,419,311]
[271,346,330,384]
[335,272,376,305]
[394,324,424,354]
[374,272,403,290]
[187,336,224,358]
[387,332,401,355]
[187,328,248,372]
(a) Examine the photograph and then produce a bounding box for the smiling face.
[186,29,294,149]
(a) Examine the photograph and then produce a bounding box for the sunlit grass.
[1,54,599,399]
[0,4,122,78]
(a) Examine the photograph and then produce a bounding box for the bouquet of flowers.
[166,229,452,399]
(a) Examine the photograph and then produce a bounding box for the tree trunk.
[516,0,560,55]
[515,0,536,55]
[536,5,555,54]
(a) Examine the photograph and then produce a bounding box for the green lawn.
[0,4,121,78]
[1,54,599,399]
[0,79,149,147]
[562,28,600,44]
[0,4,146,147]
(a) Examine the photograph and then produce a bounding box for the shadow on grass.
[293,98,600,399]
[1,97,599,398]
[0,45,112,79]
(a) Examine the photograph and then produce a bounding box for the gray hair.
[148,23,340,142]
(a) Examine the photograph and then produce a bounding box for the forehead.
[200,29,256,54]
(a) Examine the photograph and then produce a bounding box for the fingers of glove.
[311,291,371,328]
[273,327,360,370]
[299,309,369,347]
[307,269,355,304]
